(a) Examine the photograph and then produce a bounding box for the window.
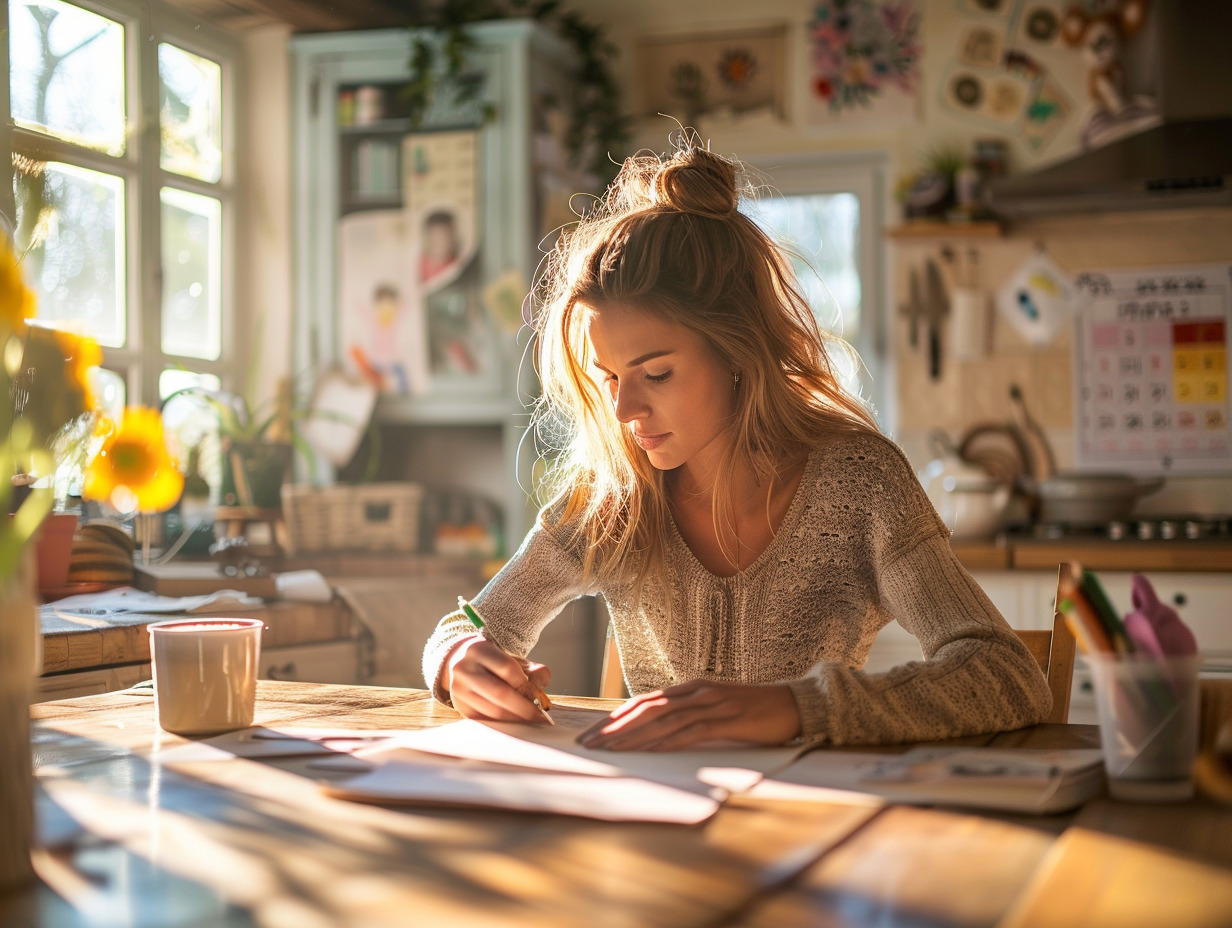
[2,0,237,416]
[745,154,891,428]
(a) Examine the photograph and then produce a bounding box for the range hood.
[989,0,1232,217]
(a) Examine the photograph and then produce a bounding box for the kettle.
[919,430,1011,542]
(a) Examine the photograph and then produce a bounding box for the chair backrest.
[598,565,1077,723]
[1014,588,1076,725]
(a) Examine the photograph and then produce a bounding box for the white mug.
[148,618,266,736]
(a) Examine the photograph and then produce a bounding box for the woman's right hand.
[444,635,553,724]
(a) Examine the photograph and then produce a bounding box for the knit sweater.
[422,430,1052,746]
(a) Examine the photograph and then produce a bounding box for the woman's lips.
[632,431,669,451]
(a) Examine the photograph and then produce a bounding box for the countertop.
[953,538,1232,572]
[40,599,356,675]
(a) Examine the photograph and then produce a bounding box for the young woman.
[422,141,1051,750]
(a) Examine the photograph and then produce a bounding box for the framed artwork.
[805,0,922,128]
[635,26,788,124]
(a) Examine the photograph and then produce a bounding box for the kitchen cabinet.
[37,599,369,701]
[291,22,585,550]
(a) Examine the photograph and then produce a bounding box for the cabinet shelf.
[886,219,1006,239]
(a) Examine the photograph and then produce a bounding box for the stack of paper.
[322,705,806,824]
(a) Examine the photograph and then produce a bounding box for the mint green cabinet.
[291,22,583,547]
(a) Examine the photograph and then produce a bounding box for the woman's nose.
[612,383,647,423]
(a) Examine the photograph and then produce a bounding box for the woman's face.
[583,301,736,475]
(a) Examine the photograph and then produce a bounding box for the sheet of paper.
[44,586,264,618]
[371,706,805,794]
[153,727,409,764]
[323,758,722,823]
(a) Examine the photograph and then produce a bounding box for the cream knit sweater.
[422,430,1052,746]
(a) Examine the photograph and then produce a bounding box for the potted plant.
[402,0,629,181]
[162,375,380,512]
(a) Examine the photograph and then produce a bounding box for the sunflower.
[0,238,37,331]
[83,406,185,513]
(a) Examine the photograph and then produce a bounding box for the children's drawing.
[338,210,429,396]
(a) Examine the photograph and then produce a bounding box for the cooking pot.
[920,430,1011,542]
[1029,472,1165,525]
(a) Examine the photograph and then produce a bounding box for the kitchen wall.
[567,0,1232,513]
[241,1,1232,513]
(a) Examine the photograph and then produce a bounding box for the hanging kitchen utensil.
[1008,383,1056,480]
[900,265,925,348]
[924,258,950,380]
[995,244,1085,346]
[950,247,989,362]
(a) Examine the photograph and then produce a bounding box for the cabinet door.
[261,641,363,684]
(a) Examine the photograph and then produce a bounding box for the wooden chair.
[598,567,1077,723]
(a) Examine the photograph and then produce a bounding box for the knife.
[924,258,950,380]
[901,266,924,348]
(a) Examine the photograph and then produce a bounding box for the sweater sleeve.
[787,441,1053,746]
[421,509,596,705]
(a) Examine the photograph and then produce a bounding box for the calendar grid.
[1073,263,1231,475]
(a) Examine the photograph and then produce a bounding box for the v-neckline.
[666,450,817,583]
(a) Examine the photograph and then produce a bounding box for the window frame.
[1,0,239,408]
[747,151,894,430]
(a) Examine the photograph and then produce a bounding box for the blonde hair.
[530,140,877,589]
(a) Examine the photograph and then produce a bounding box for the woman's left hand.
[578,680,801,751]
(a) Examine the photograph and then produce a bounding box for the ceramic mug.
[148,618,266,736]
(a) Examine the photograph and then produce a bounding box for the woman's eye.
[645,371,671,383]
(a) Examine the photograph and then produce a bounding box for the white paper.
[45,586,264,618]
[324,759,722,824]
[373,706,805,795]
[996,248,1085,346]
[154,726,407,764]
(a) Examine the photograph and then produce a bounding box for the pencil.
[1078,569,1135,655]
[457,596,555,725]
[1056,564,1113,654]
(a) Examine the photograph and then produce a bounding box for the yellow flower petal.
[0,239,37,333]
[83,406,185,513]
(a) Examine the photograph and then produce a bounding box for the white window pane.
[92,367,125,421]
[160,187,221,360]
[159,43,223,183]
[746,193,862,342]
[14,161,126,347]
[9,0,126,155]
[159,368,219,402]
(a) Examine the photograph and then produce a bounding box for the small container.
[1087,652,1201,802]
[148,618,266,736]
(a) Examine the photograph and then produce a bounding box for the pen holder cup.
[1087,652,1201,802]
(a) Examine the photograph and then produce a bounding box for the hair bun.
[651,148,738,218]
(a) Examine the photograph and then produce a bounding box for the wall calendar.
[1073,263,1231,476]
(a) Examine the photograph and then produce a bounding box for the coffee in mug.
[148,618,266,735]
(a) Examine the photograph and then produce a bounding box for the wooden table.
[5,683,1231,928]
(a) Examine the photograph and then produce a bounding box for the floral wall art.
[806,0,922,127]
[635,26,788,126]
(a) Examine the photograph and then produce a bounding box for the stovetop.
[1005,515,1232,543]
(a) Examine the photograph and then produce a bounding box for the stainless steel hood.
[989,0,1232,217]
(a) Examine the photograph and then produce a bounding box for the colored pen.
[457,596,555,725]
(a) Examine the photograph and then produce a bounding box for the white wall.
[236,24,294,411]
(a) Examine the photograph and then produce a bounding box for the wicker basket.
[281,482,423,554]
